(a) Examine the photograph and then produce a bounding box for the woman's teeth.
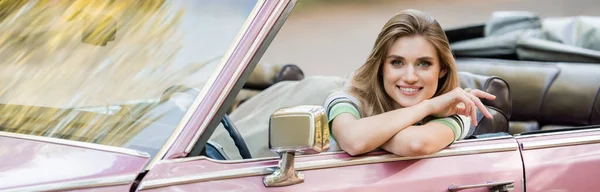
[399,87,419,93]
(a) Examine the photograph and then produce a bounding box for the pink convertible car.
[1,0,599,191]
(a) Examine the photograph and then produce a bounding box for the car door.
[0,132,149,192]
[516,127,600,191]
[135,0,524,190]
[137,136,523,191]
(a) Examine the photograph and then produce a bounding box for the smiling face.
[382,35,447,109]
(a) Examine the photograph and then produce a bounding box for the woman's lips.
[397,85,423,96]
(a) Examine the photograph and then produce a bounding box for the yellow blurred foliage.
[0,0,192,146]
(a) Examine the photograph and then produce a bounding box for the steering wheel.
[220,114,252,159]
[161,85,252,159]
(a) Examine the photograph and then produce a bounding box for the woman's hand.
[424,87,496,126]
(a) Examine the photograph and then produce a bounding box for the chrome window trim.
[158,150,347,165]
[521,134,600,150]
[165,128,513,164]
[140,143,518,190]
[160,150,349,164]
[146,0,267,170]
[515,127,600,139]
[159,154,279,164]
[453,135,514,144]
[183,0,290,154]
[164,132,513,164]
[3,174,137,192]
[0,131,149,158]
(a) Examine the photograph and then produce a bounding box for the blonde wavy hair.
[349,9,459,117]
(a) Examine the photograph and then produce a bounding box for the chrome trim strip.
[515,127,600,139]
[521,134,600,150]
[184,0,288,154]
[140,165,273,190]
[165,134,515,164]
[159,150,347,164]
[295,143,517,170]
[140,143,517,190]
[160,154,279,164]
[0,131,149,158]
[453,135,514,144]
[3,174,137,192]
[146,0,267,170]
[159,150,348,164]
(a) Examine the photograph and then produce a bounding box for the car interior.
[214,60,595,161]
[186,11,600,161]
[190,45,600,162]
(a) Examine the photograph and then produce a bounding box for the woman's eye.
[391,60,402,65]
[418,61,431,67]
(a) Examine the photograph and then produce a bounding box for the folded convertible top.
[447,11,600,63]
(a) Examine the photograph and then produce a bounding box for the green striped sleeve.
[428,117,463,141]
[328,102,361,123]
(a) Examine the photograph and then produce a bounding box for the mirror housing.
[268,105,330,154]
[264,105,331,187]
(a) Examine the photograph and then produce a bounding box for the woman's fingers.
[455,92,478,125]
[456,103,469,116]
[470,101,478,126]
[459,101,469,116]
[463,89,494,118]
[469,94,493,118]
[470,89,497,100]
[436,88,498,125]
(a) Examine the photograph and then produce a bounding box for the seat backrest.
[539,63,600,126]
[244,63,305,90]
[459,72,512,135]
[456,58,600,133]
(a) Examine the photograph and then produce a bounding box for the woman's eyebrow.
[386,55,403,60]
[418,56,435,61]
[386,55,434,60]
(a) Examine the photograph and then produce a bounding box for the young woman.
[324,9,496,157]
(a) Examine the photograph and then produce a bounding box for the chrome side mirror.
[263,105,330,187]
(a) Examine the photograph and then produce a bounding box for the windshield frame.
[142,0,297,167]
[144,0,272,169]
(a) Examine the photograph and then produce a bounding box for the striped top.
[323,90,471,152]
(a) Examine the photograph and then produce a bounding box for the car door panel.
[517,130,600,191]
[0,133,149,191]
[67,185,134,192]
[140,138,523,191]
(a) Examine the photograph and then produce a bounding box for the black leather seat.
[456,58,600,134]
[459,72,512,136]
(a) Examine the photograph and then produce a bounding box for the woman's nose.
[403,66,418,83]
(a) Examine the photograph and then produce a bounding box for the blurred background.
[259,0,600,77]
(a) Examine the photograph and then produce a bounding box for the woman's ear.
[439,69,448,79]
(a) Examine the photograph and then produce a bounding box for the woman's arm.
[331,101,431,156]
[381,122,455,156]
[332,88,495,156]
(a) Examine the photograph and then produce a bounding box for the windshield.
[0,0,259,159]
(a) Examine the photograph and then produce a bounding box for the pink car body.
[0,133,149,191]
[1,0,600,191]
